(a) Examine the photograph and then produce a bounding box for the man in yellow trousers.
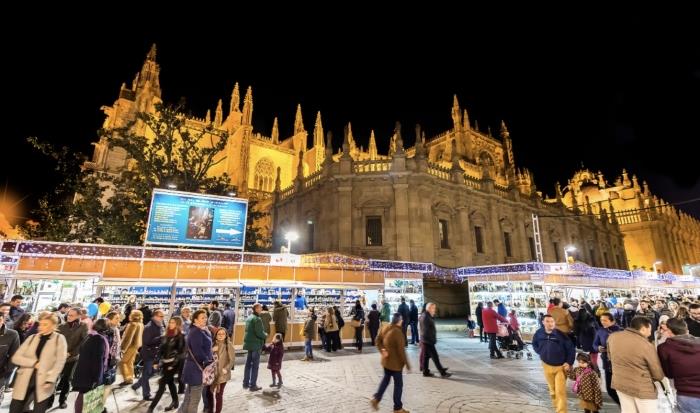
[532,314,576,412]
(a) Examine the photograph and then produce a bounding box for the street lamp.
[652,260,662,274]
[284,231,299,254]
[564,245,577,266]
[167,183,177,189]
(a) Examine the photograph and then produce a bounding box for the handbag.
[350,319,361,328]
[187,344,217,386]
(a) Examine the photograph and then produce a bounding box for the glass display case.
[469,281,547,330]
[382,278,424,313]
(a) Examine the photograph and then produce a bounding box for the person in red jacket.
[482,302,508,359]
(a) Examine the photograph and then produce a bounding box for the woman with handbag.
[350,301,365,352]
[147,316,185,413]
[206,328,235,413]
[181,309,213,413]
[72,319,110,413]
[9,312,67,413]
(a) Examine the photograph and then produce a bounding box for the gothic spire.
[271,117,279,144]
[369,130,378,160]
[230,82,240,113]
[214,99,223,127]
[313,111,324,148]
[452,94,461,131]
[294,104,305,134]
[242,86,253,125]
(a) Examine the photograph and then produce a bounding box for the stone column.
[487,198,504,262]
[457,206,473,266]
[393,179,411,261]
[337,185,353,254]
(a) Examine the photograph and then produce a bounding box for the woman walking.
[72,319,110,413]
[148,316,185,413]
[180,309,213,413]
[9,312,67,413]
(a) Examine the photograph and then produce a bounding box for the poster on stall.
[145,189,248,250]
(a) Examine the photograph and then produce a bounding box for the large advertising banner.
[145,189,248,250]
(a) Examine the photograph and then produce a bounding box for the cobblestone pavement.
[1,333,622,413]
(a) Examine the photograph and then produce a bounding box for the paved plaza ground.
[2,331,625,413]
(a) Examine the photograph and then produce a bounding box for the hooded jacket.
[657,334,700,397]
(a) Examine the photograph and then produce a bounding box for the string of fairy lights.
[0,240,695,285]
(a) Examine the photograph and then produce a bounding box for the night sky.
[3,10,699,224]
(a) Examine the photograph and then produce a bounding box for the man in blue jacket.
[532,314,575,413]
[132,309,164,401]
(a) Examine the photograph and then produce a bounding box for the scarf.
[573,367,592,394]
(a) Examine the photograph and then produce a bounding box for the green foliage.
[23,102,270,251]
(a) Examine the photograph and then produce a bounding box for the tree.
[24,102,270,251]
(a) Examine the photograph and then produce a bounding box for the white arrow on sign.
[215,228,241,236]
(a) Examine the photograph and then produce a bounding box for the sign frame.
[144,188,248,251]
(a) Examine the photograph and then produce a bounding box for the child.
[302,311,317,361]
[265,333,285,387]
[466,316,476,338]
[567,353,602,413]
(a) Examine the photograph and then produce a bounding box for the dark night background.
[2,10,699,224]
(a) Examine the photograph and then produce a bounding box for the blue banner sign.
[145,189,248,250]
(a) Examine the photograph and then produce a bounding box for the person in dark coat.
[350,300,365,351]
[13,313,34,345]
[132,309,164,401]
[56,307,88,408]
[333,306,344,349]
[397,298,410,347]
[264,333,285,388]
[592,312,623,406]
[0,313,20,389]
[367,304,381,346]
[419,303,451,377]
[140,304,153,326]
[409,299,419,345]
[576,303,598,360]
[72,319,109,413]
[148,316,185,413]
[272,301,289,341]
[181,310,213,413]
[475,302,485,342]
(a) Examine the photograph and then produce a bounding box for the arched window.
[254,158,275,192]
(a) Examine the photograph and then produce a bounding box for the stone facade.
[550,169,700,274]
[272,103,628,273]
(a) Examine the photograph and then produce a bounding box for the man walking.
[243,303,267,391]
[408,299,419,345]
[608,316,665,412]
[532,314,575,413]
[419,303,451,378]
[56,307,88,409]
[657,317,700,413]
[132,309,164,401]
[370,313,410,413]
[397,298,410,346]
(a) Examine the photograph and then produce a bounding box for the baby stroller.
[496,322,532,360]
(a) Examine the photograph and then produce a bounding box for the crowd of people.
[527,294,699,413]
[0,290,697,413]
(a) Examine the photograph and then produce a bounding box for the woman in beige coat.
[10,312,67,413]
[118,309,144,385]
[207,327,235,413]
